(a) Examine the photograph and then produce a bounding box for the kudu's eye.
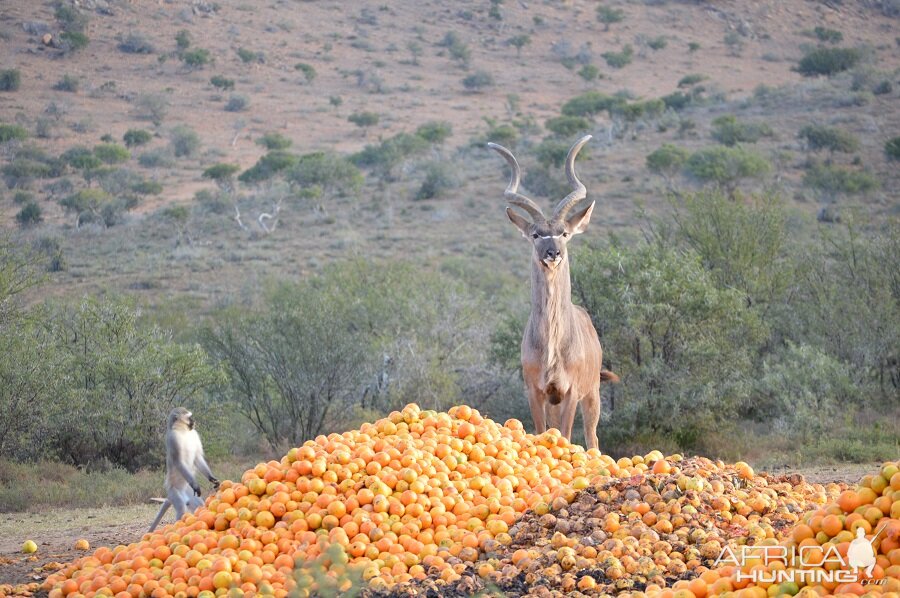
[562,232,570,238]
[531,233,539,239]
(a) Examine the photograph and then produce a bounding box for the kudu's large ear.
[566,201,595,235]
[506,207,533,238]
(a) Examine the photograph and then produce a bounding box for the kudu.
[488,134,618,450]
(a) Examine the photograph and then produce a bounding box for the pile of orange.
[39,405,900,598]
[44,404,633,597]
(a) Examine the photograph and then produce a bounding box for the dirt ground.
[0,464,877,593]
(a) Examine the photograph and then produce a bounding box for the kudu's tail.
[600,369,620,383]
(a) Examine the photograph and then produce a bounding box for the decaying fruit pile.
[40,404,899,598]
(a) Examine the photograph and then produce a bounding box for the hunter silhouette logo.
[848,525,883,578]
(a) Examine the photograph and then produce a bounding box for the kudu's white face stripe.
[538,234,565,240]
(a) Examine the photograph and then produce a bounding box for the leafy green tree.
[15,201,43,227]
[285,152,362,196]
[545,115,591,137]
[202,163,241,192]
[294,63,316,83]
[62,146,103,172]
[572,242,767,452]
[602,45,633,69]
[238,151,299,184]
[93,143,130,165]
[169,125,201,158]
[180,48,211,68]
[348,111,380,130]
[596,6,625,31]
[256,132,292,151]
[685,146,771,194]
[507,34,531,58]
[351,133,429,178]
[59,188,112,228]
[123,129,152,148]
[415,121,452,144]
[209,75,235,91]
[798,124,859,154]
[645,144,689,186]
[711,115,773,146]
[462,71,495,91]
[561,91,620,118]
[797,47,862,76]
[578,64,600,83]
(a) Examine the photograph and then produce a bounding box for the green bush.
[169,125,201,158]
[175,29,191,50]
[123,129,152,148]
[203,163,241,182]
[137,149,174,169]
[813,26,843,44]
[646,144,689,181]
[351,133,429,177]
[602,45,633,69]
[53,74,79,92]
[55,5,88,32]
[415,161,458,200]
[415,121,452,144]
[180,48,211,67]
[238,151,299,184]
[133,93,168,125]
[236,47,264,63]
[131,179,163,195]
[59,31,89,52]
[93,143,130,165]
[572,242,766,453]
[507,34,531,57]
[286,152,363,196]
[596,5,625,30]
[15,201,43,227]
[256,132,292,151]
[798,124,859,153]
[797,47,862,76]
[118,32,154,54]
[0,124,27,143]
[662,91,692,111]
[647,36,667,51]
[803,162,879,196]
[62,146,102,171]
[685,146,770,192]
[545,115,591,137]
[462,71,495,91]
[438,32,471,68]
[561,91,620,118]
[224,94,248,112]
[294,62,316,82]
[885,136,900,161]
[534,138,589,169]
[485,123,518,148]
[677,74,706,88]
[711,115,774,146]
[348,112,379,128]
[210,75,235,91]
[0,69,21,92]
[578,64,600,82]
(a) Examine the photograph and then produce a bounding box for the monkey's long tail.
[148,500,171,533]
[600,369,620,383]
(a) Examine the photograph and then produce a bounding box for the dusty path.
[0,465,876,593]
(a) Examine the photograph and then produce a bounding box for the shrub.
[507,34,531,57]
[15,201,43,227]
[59,188,112,227]
[711,115,773,146]
[534,138,587,169]
[123,129,152,148]
[813,26,843,44]
[180,48,211,67]
[685,146,771,192]
[646,144,689,182]
[169,125,200,158]
[238,151,299,184]
[884,136,900,161]
[462,71,495,91]
[59,31,89,52]
[202,163,240,182]
[415,161,458,200]
[118,33,154,54]
[348,112,379,128]
[647,36,667,50]
[133,93,168,125]
[175,29,191,50]
[803,163,879,196]
[137,149,174,168]
[131,179,163,195]
[55,5,88,32]
[0,124,28,143]
[0,69,21,92]
[678,74,706,88]
[561,92,620,118]
[256,132,292,150]
[602,45,633,69]
[415,121,452,144]
[485,123,518,148]
[596,6,625,30]
[351,133,428,177]
[544,115,591,137]
[61,146,102,171]
[210,75,234,91]
[796,47,862,76]
[438,32,471,68]
[294,62,316,82]
[224,94,248,112]
[286,152,363,196]
[93,143,130,165]
[53,74,79,92]
[798,124,859,154]
[236,48,264,63]
[13,191,33,205]
[578,64,600,82]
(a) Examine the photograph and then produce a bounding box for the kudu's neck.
[530,257,575,325]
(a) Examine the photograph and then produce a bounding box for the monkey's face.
[170,407,194,430]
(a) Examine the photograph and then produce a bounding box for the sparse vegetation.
[415,121,452,144]
[578,64,600,83]
[711,115,774,146]
[796,46,863,76]
[647,36,667,51]
[602,45,633,69]
[133,93,168,125]
[174,29,191,51]
[812,26,843,44]
[507,34,531,58]
[53,74,80,92]
[123,129,152,148]
[118,32,155,54]
[256,132,292,150]
[0,69,21,92]
[545,115,591,137]
[677,73,706,87]
[93,143,130,165]
[294,62,316,82]
[596,6,625,31]
[209,75,235,91]
[415,161,457,200]
[224,94,248,112]
[462,71,495,92]
[685,146,771,193]
[884,136,900,161]
[348,111,380,129]
[438,32,471,68]
[798,124,859,154]
[15,201,43,227]
[180,48,212,68]
[803,162,879,197]
[0,124,28,143]
[646,144,690,184]
[236,47,264,64]
[169,125,201,158]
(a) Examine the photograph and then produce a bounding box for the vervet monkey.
[148,407,219,532]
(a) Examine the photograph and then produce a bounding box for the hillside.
[0,0,898,306]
